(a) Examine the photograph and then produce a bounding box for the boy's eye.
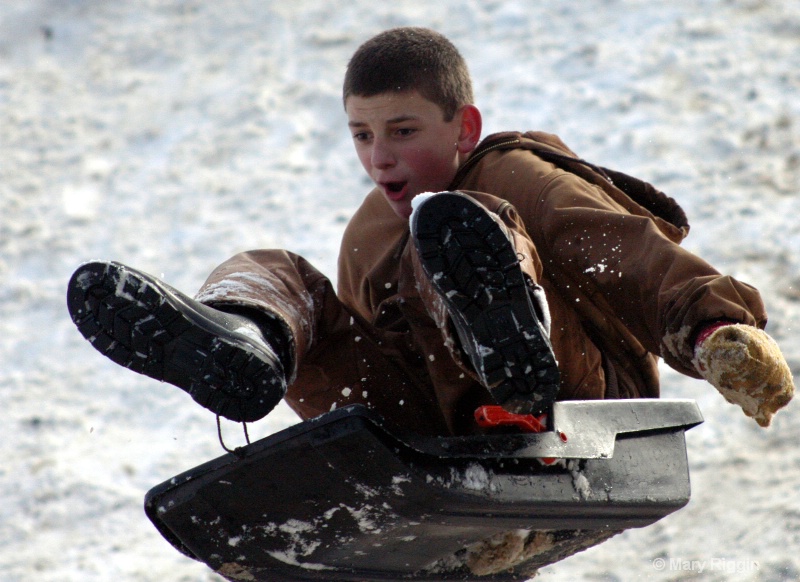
[396,127,416,137]
[353,132,371,142]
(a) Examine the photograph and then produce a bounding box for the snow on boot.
[694,323,794,427]
[411,191,560,415]
[66,261,288,422]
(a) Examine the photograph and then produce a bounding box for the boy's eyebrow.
[348,114,420,128]
[386,114,419,124]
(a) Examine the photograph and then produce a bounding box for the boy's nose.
[370,139,396,169]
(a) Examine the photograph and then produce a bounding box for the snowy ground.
[1,1,799,580]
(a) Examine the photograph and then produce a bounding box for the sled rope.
[216,414,251,456]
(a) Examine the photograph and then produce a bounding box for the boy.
[67,27,793,438]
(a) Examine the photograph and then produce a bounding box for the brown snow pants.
[194,200,546,436]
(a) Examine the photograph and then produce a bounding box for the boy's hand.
[694,324,794,427]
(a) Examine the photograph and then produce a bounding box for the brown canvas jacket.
[338,131,767,403]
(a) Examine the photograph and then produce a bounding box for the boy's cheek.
[354,150,374,177]
[410,154,459,190]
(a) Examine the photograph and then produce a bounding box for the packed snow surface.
[1,1,799,581]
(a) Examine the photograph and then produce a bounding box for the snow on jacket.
[338,131,767,402]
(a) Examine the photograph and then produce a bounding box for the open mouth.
[382,181,408,200]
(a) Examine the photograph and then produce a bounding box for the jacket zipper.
[448,138,521,190]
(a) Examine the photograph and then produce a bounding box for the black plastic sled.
[145,399,703,581]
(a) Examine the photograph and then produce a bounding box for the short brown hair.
[343,27,473,121]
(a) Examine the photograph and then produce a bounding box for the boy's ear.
[456,104,482,155]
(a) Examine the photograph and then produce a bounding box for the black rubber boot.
[67,261,288,422]
[411,192,560,415]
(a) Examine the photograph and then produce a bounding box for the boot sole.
[66,261,284,422]
[412,193,560,415]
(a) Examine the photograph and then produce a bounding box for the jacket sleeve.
[517,170,767,378]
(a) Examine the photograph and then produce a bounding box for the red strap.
[474,405,548,433]
[475,405,565,465]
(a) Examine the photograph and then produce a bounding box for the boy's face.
[346,91,479,219]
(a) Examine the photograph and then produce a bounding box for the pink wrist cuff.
[694,322,733,351]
